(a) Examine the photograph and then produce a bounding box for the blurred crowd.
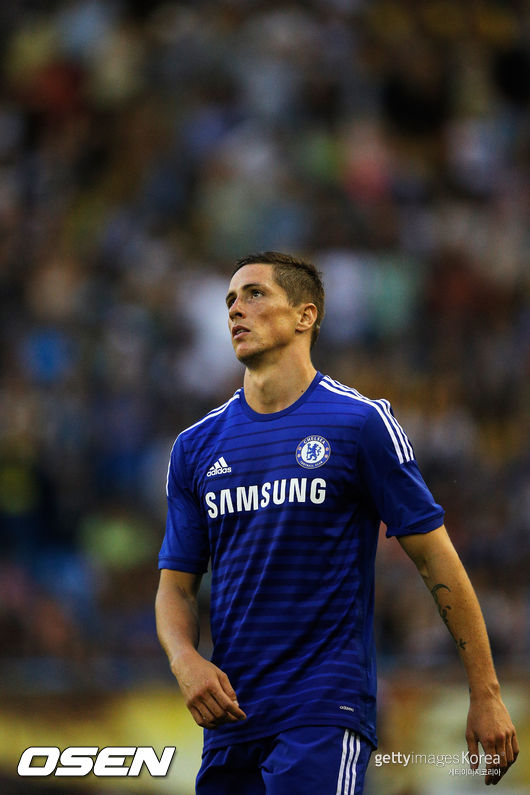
[0,0,529,693]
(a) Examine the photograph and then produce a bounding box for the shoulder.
[177,390,243,444]
[318,375,414,463]
[166,390,243,488]
[317,374,384,418]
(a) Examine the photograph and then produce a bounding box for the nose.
[229,295,244,319]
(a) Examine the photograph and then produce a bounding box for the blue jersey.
[159,372,444,750]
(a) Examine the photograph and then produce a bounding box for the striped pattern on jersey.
[160,371,444,752]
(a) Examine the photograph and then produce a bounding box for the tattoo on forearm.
[430,583,467,650]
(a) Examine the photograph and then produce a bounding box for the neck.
[243,352,317,414]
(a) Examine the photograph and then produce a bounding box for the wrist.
[469,680,501,701]
[169,645,201,676]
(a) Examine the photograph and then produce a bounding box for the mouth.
[232,325,249,339]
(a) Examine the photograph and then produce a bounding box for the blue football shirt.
[159,372,444,750]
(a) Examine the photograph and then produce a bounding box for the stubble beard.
[235,346,263,369]
[233,335,273,370]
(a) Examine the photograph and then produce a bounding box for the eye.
[251,289,263,298]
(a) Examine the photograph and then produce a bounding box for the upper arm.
[358,405,444,537]
[157,568,203,600]
[160,437,210,573]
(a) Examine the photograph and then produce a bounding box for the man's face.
[226,263,301,365]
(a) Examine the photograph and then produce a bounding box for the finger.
[217,670,246,712]
[503,734,514,765]
[189,704,210,728]
[191,689,243,726]
[200,694,233,724]
[198,687,245,726]
[218,669,238,700]
[485,768,503,785]
[484,760,502,784]
[209,694,242,723]
[485,755,504,786]
[481,737,498,784]
[215,673,247,720]
[201,689,237,724]
[480,734,497,762]
[485,736,510,786]
[493,733,517,780]
[191,701,224,730]
[466,735,479,769]
[496,738,508,768]
[210,694,246,721]
[221,696,247,720]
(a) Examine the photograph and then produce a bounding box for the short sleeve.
[357,403,444,537]
[158,436,210,572]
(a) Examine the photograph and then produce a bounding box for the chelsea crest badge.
[296,435,331,469]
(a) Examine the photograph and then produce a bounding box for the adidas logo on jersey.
[206,456,232,477]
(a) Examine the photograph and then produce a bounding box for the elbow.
[415,560,431,585]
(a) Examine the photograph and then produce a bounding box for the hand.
[172,650,247,729]
[466,691,518,785]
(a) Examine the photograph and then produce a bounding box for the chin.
[235,346,262,367]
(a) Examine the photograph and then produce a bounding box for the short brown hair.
[232,251,325,347]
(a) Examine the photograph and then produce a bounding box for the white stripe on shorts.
[336,730,361,795]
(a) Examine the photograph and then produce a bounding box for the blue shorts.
[196,726,372,794]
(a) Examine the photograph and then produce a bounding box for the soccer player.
[156,252,518,794]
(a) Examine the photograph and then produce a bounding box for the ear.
[295,303,318,336]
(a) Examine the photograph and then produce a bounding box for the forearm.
[155,575,201,674]
[155,569,247,728]
[399,525,518,782]
[400,527,498,695]
[421,552,498,695]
